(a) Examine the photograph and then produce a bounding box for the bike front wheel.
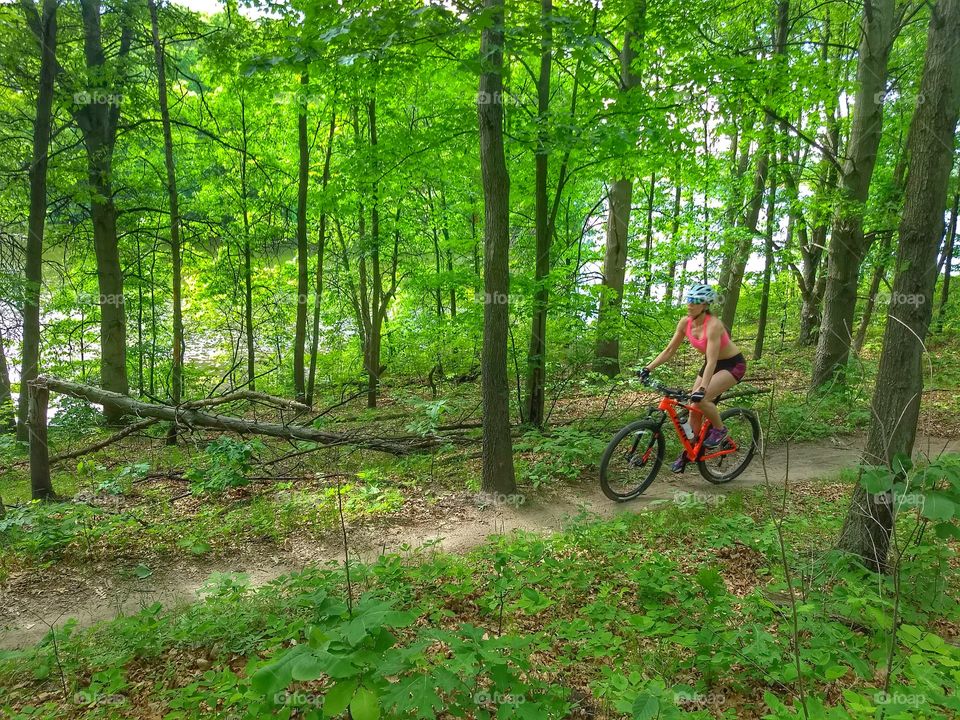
[697,407,760,484]
[599,419,665,502]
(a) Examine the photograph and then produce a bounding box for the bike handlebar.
[639,375,693,401]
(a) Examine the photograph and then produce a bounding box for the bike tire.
[599,419,665,502]
[697,407,760,484]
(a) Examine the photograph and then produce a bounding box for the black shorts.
[698,353,747,383]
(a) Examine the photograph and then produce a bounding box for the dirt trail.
[2,433,958,650]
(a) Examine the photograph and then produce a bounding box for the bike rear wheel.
[599,419,665,502]
[697,407,760,484]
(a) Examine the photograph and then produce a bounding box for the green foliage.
[514,426,606,488]
[186,437,264,496]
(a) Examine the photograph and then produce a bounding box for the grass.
[1,472,957,719]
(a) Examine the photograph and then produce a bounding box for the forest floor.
[3,430,959,651]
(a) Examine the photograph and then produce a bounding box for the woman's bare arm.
[646,318,686,371]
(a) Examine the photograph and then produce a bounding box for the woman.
[639,283,747,473]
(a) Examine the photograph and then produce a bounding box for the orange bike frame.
[657,396,737,462]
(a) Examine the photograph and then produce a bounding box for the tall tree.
[836,0,960,571]
[148,0,184,443]
[936,186,958,329]
[524,0,552,428]
[594,0,647,377]
[478,0,517,494]
[75,0,133,420]
[718,0,788,331]
[16,0,57,440]
[811,0,897,386]
[306,107,336,407]
[293,70,309,403]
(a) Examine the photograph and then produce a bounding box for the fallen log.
[34,377,444,456]
[182,391,310,413]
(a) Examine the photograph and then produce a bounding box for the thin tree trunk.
[754,174,777,359]
[853,231,893,353]
[294,71,310,402]
[720,0,788,331]
[524,0,552,428]
[306,107,335,407]
[837,0,960,571]
[936,189,959,330]
[0,329,14,432]
[27,380,53,500]
[664,183,682,304]
[240,92,255,391]
[812,0,897,387]
[642,172,656,299]
[594,0,647,376]
[16,0,57,440]
[478,0,517,494]
[148,0,184,443]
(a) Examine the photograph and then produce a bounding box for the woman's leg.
[695,370,738,432]
[690,373,705,434]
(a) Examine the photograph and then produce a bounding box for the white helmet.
[685,283,719,304]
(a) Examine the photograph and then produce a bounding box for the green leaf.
[133,563,153,579]
[323,679,358,717]
[860,467,893,494]
[891,452,912,475]
[631,693,659,719]
[921,491,956,521]
[351,686,380,720]
[251,645,312,698]
[291,654,325,682]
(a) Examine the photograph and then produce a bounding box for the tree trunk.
[75,0,132,422]
[594,0,647,376]
[148,0,184,444]
[642,172,656,300]
[16,0,57,440]
[27,380,53,500]
[307,107,336,407]
[853,231,893,353]
[664,183,682,304]
[837,0,960,572]
[754,174,777,359]
[798,15,842,347]
[936,189,959,330]
[0,329,14,432]
[478,0,517,494]
[720,0,788,331]
[524,0,552,428]
[240,93,255,391]
[812,0,896,387]
[294,71,310,403]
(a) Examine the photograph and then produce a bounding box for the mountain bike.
[599,376,761,502]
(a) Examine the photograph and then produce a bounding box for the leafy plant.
[186,437,264,496]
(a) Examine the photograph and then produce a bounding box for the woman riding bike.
[638,283,747,473]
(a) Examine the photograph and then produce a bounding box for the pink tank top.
[686,316,730,353]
